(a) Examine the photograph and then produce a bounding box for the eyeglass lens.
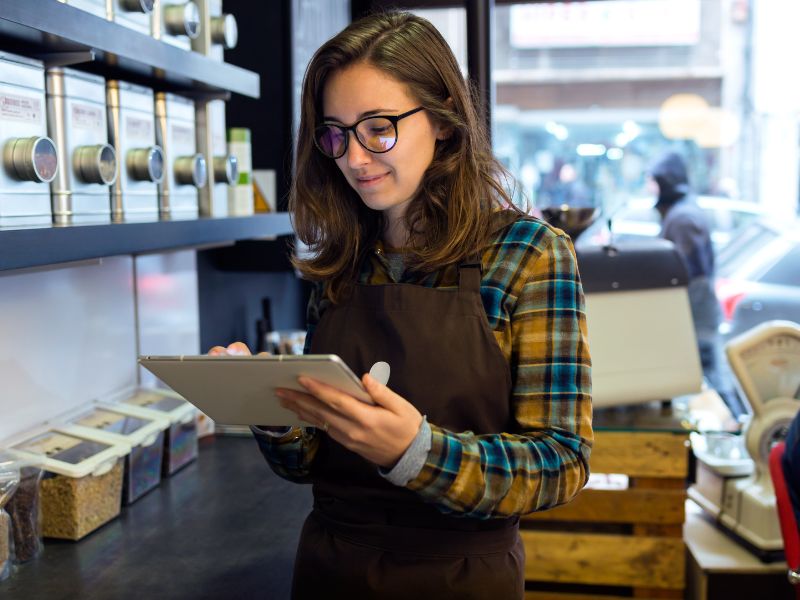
[315,117,397,158]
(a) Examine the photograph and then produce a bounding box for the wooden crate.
[522,430,690,600]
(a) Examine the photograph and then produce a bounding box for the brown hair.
[290,11,520,302]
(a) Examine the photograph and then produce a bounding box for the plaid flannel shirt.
[253,215,593,518]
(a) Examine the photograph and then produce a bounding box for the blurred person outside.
[553,163,593,208]
[650,152,742,414]
[540,161,593,209]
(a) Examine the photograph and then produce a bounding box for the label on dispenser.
[76,409,149,435]
[125,116,153,141]
[0,93,41,122]
[171,124,194,147]
[72,103,104,131]
[16,431,110,465]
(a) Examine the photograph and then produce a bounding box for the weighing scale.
[689,320,800,560]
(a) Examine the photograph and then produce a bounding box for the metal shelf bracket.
[35,50,97,69]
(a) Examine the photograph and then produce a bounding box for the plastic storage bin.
[0,455,19,581]
[62,404,169,505]
[116,389,198,476]
[12,430,128,541]
[2,451,44,563]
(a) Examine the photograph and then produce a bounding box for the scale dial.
[726,320,800,414]
[744,398,796,464]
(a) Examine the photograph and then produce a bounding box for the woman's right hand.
[208,341,289,435]
[208,341,253,356]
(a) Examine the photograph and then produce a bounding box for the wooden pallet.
[522,430,690,600]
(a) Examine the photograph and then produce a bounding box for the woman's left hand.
[276,374,423,469]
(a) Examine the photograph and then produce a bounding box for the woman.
[212,11,592,599]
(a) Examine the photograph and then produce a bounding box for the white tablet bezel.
[137,354,371,426]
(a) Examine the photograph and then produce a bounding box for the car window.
[731,210,760,229]
[705,208,731,231]
[617,206,659,224]
[716,223,781,278]
[759,244,800,286]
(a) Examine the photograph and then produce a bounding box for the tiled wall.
[0,256,138,440]
[0,249,201,441]
[135,251,200,388]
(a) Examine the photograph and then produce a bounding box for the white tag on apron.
[369,361,391,386]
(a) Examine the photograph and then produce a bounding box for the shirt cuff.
[250,425,293,438]
[378,416,432,486]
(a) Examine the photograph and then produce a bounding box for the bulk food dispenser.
[62,404,170,505]
[0,52,58,227]
[155,92,206,218]
[107,80,164,221]
[111,389,198,476]
[46,67,117,224]
[151,0,202,50]
[11,428,129,541]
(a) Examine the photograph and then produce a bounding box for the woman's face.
[322,62,443,226]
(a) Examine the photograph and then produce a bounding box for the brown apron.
[293,252,524,599]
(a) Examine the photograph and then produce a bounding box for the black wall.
[224,0,294,210]
[198,1,306,351]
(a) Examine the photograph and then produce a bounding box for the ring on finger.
[321,421,330,432]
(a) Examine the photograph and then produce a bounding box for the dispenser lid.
[64,405,169,448]
[118,388,196,425]
[12,429,129,479]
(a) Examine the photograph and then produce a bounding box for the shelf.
[0,213,294,271]
[0,0,260,98]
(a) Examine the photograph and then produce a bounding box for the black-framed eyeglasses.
[313,106,425,159]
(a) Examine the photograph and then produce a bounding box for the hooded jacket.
[651,151,692,208]
[650,152,720,338]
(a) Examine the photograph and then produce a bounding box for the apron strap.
[457,254,482,294]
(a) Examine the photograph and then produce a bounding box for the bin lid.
[12,430,129,479]
[119,388,196,425]
[63,405,169,448]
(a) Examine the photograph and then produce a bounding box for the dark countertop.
[0,436,312,600]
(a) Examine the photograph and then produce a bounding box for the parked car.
[715,218,800,340]
[575,195,763,252]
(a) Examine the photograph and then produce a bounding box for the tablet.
[138,354,372,426]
